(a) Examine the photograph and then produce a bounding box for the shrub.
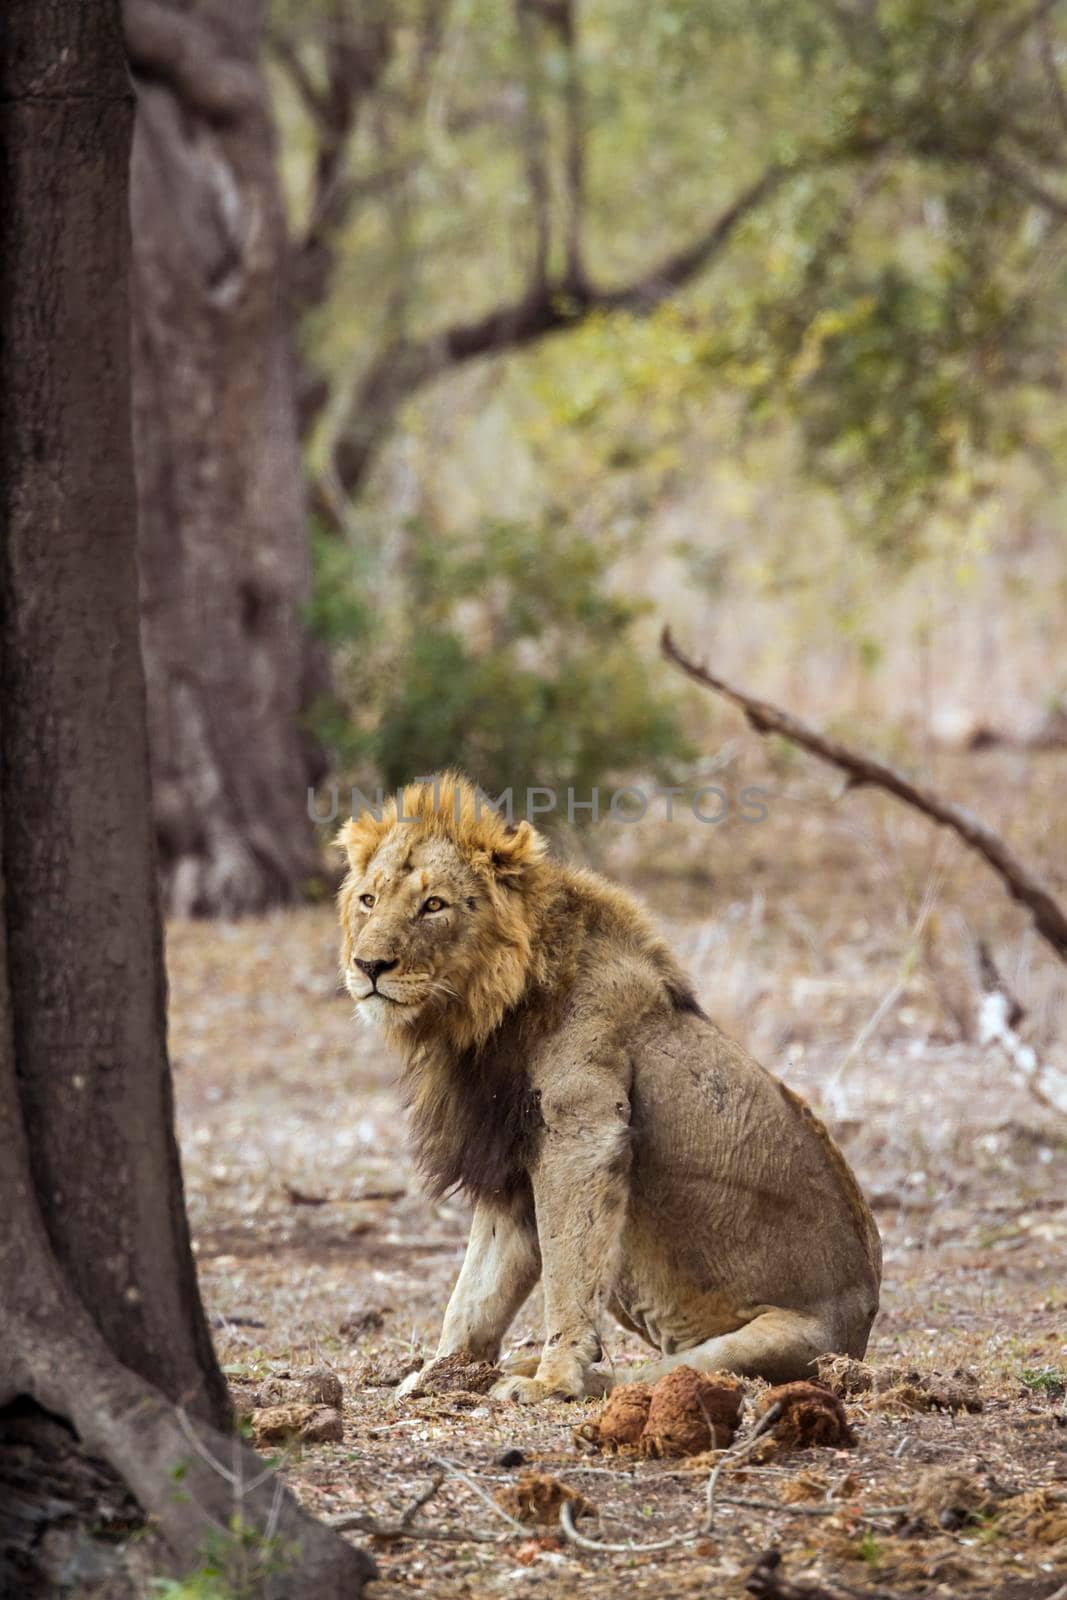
[308,514,694,804]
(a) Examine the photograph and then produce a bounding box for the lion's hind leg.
[634,1306,836,1386]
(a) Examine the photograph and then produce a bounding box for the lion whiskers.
[428,975,462,1005]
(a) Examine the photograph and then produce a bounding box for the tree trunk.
[0,4,373,1591]
[125,0,327,917]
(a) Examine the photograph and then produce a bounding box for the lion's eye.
[422,896,446,914]
[359,893,375,909]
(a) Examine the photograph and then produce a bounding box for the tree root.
[0,1081,376,1597]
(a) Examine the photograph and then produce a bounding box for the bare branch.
[597,165,790,313]
[515,0,552,290]
[720,1495,908,1518]
[551,0,588,289]
[327,160,790,500]
[984,0,1065,67]
[968,146,1067,221]
[267,31,330,126]
[397,1472,447,1529]
[285,4,397,323]
[661,628,1067,966]
[1040,14,1067,137]
[431,1453,533,1535]
[324,1461,521,1544]
[325,1510,504,1542]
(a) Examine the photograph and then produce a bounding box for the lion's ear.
[489,819,546,880]
[334,814,386,873]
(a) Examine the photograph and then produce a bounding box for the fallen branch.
[395,1471,446,1530]
[326,1471,506,1544]
[719,1495,907,1519]
[326,1455,534,1546]
[661,628,1067,967]
[430,1453,532,1536]
[325,1510,504,1544]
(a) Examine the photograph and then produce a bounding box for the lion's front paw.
[490,1374,581,1404]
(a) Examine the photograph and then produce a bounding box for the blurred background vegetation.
[274,0,1067,800]
[126,0,1067,911]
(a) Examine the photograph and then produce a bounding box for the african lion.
[337,774,881,1403]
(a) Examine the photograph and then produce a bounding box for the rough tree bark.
[0,3,373,1591]
[124,0,326,916]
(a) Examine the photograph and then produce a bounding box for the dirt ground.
[169,749,1067,1598]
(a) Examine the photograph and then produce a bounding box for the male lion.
[337,774,881,1404]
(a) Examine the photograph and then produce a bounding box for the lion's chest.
[407,1050,545,1203]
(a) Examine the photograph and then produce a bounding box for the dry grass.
[169,747,1067,1597]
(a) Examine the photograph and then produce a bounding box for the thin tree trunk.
[0,4,372,1590]
[126,0,327,917]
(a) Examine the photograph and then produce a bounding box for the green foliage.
[152,1514,294,1600]
[274,0,1067,746]
[728,251,1031,554]
[273,0,1067,560]
[1019,1367,1066,1395]
[153,1578,235,1600]
[309,515,694,801]
[858,1530,883,1569]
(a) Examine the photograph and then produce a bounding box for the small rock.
[495,1472,594,1526]
[252,1404,344,1447]
[253,1365,343,1409]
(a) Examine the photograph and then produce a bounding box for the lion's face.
[336,777,549,1046]
[339,829,486,1029]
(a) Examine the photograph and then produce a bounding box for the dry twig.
[325,1462,525,1545]
[719,1494,906,1519]
[430,1453,532,1535]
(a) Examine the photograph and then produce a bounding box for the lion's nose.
[355,957,398,983]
